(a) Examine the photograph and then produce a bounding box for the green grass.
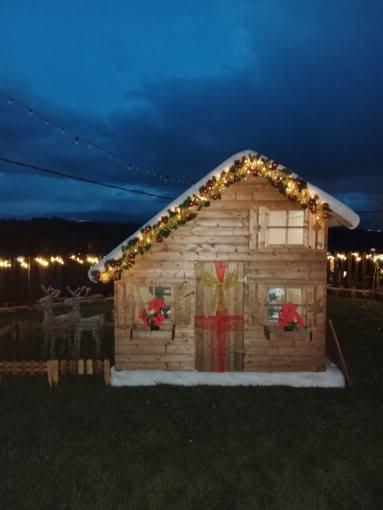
[1,295,383,509]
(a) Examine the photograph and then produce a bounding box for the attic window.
[267,210,305,246]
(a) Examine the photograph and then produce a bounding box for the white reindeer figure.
[65,286,104,358]
[39,286,74,358]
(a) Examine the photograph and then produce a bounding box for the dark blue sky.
[0,1,382,227]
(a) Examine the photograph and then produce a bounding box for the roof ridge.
[89,150,359,282]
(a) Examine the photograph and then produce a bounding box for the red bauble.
[271,161,279,169]
[161,215,169,224]
[156,235,163,243]
[252,169,259,176]
[212,194,218,200]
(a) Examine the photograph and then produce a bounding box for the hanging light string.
[1,250,383,273]
[0,254,101,270]
[1,92,190,186]
[0,156,175,200]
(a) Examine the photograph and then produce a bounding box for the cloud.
[0,0,382,227]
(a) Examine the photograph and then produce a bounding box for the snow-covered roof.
[89,150,360,280]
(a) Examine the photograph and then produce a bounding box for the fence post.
[104,359,111,385]
[78,359,84,375]
[86,359,93,375]
[47,359,59,387]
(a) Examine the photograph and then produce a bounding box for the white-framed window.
[267,210,305,246]
[266,286,304,322]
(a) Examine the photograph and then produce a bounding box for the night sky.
[0,1,382,227]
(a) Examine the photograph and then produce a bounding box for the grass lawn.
[1,295,383,509]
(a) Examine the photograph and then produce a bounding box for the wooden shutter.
[114,280,134,329]
[308,214,326,250]
[174,281,194,326]
[258,207,268,248]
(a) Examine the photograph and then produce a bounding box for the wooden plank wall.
[115,177,328,371]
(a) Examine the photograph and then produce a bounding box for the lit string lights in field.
[327,251,383,279]
[0,254,100,270]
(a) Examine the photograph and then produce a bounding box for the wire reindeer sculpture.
[65,286,104,358]
[39,285,74,358]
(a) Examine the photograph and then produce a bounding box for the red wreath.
[278,303,304,331]
[139,297,169,330]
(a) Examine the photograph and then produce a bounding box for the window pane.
[269,210,287,226]
[288,210,304,227]
[268,305,281,321]
[269,228,286,244]
[154,286,173,320]
[287,228,304,245]
[287,288,302,305]
[268,288,285,305]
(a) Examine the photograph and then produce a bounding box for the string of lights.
[1,91,191,185]
[0,156,175,200]
[327,250,383,279]
[1,251,382,274]
[0,254,100,270]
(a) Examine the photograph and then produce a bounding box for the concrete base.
[111,361,345,388]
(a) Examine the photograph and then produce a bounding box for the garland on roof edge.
[92,154,330,283]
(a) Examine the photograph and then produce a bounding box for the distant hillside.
[328,227,383,251]
[0,218,139,256]
[0,218,381,256]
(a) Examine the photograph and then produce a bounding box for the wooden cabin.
[90,151,359,374]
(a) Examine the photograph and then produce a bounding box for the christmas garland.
[92,153,330,283]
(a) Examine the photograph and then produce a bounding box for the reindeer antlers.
[39,285,93,304]
[66,286,92,298]
[40,284,61,298]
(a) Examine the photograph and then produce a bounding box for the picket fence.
[0,359,111,386]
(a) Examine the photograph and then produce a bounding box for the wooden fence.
[327,252,383,291]
[0,359,111,386]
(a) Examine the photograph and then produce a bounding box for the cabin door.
[195,261,244,371]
